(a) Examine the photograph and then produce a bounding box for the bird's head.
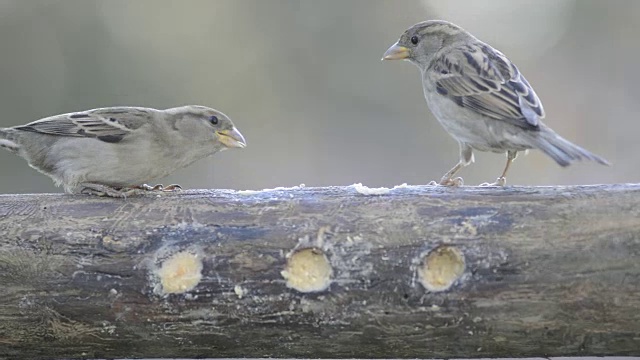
[382,20,469,69]
[168,105,246,150]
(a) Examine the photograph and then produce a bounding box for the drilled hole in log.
[156,251,203,295]
[281,247,332,293]
[419,246,465,292]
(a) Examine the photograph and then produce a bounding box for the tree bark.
[0,184,639,359]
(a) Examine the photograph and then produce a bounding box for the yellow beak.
[216,127,247,148]
[382,42,410,61]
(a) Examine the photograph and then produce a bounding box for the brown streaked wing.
[431,43,544,129]
[14,107,151,143]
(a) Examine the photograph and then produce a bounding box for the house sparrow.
[382,20,609,186]
[0,105,246,197]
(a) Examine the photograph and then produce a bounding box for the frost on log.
[0,184,639,359]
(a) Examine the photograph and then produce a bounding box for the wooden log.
[0,184,639,359]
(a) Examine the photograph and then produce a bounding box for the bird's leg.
[480,150,518,187]
[430,143,474,187]
[78,183,144,198]
[432,162,466,187]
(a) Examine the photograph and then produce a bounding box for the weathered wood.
[0,184,639,359]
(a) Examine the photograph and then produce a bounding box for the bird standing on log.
[0,105,246,197]
[383,20,609,186]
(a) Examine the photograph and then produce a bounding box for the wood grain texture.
[0,184,639,359]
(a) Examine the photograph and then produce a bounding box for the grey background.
[0,0,637,194]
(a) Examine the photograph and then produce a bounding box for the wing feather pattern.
[430,43,544,129]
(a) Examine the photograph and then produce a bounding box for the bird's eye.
[410,35,419,45]
[209,115,219,125]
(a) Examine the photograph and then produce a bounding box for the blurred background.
[0,0,637,193]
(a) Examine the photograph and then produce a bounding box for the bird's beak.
[382,42,410,61]
[216,127,247,148]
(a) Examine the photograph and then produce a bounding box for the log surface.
[0,184,639,359]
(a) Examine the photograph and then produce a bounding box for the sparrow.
[0,105,246,197]
[382,20,609,186]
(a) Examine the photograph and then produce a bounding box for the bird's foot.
[135,184,158,191]
[79,183,144,198]
[479,177,507,187]
[434,177,464,187]
[134,184,183,192]
[163,184,183,192]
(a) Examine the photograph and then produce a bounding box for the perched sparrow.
[383,20,609,186]
[0,105,246,197]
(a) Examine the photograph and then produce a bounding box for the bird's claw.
[80,183,184,198]
[136,184,158,191]
[479,177,507,187]
[79,183,143,198]
[163,184,182,192]
[438,177,464,187]
[136,184,182,192]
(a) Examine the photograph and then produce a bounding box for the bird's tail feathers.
[0,128,20,153]
[528,127,610,167]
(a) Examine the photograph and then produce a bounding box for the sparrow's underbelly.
[426,96,532,153]
[48,138,172,187]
